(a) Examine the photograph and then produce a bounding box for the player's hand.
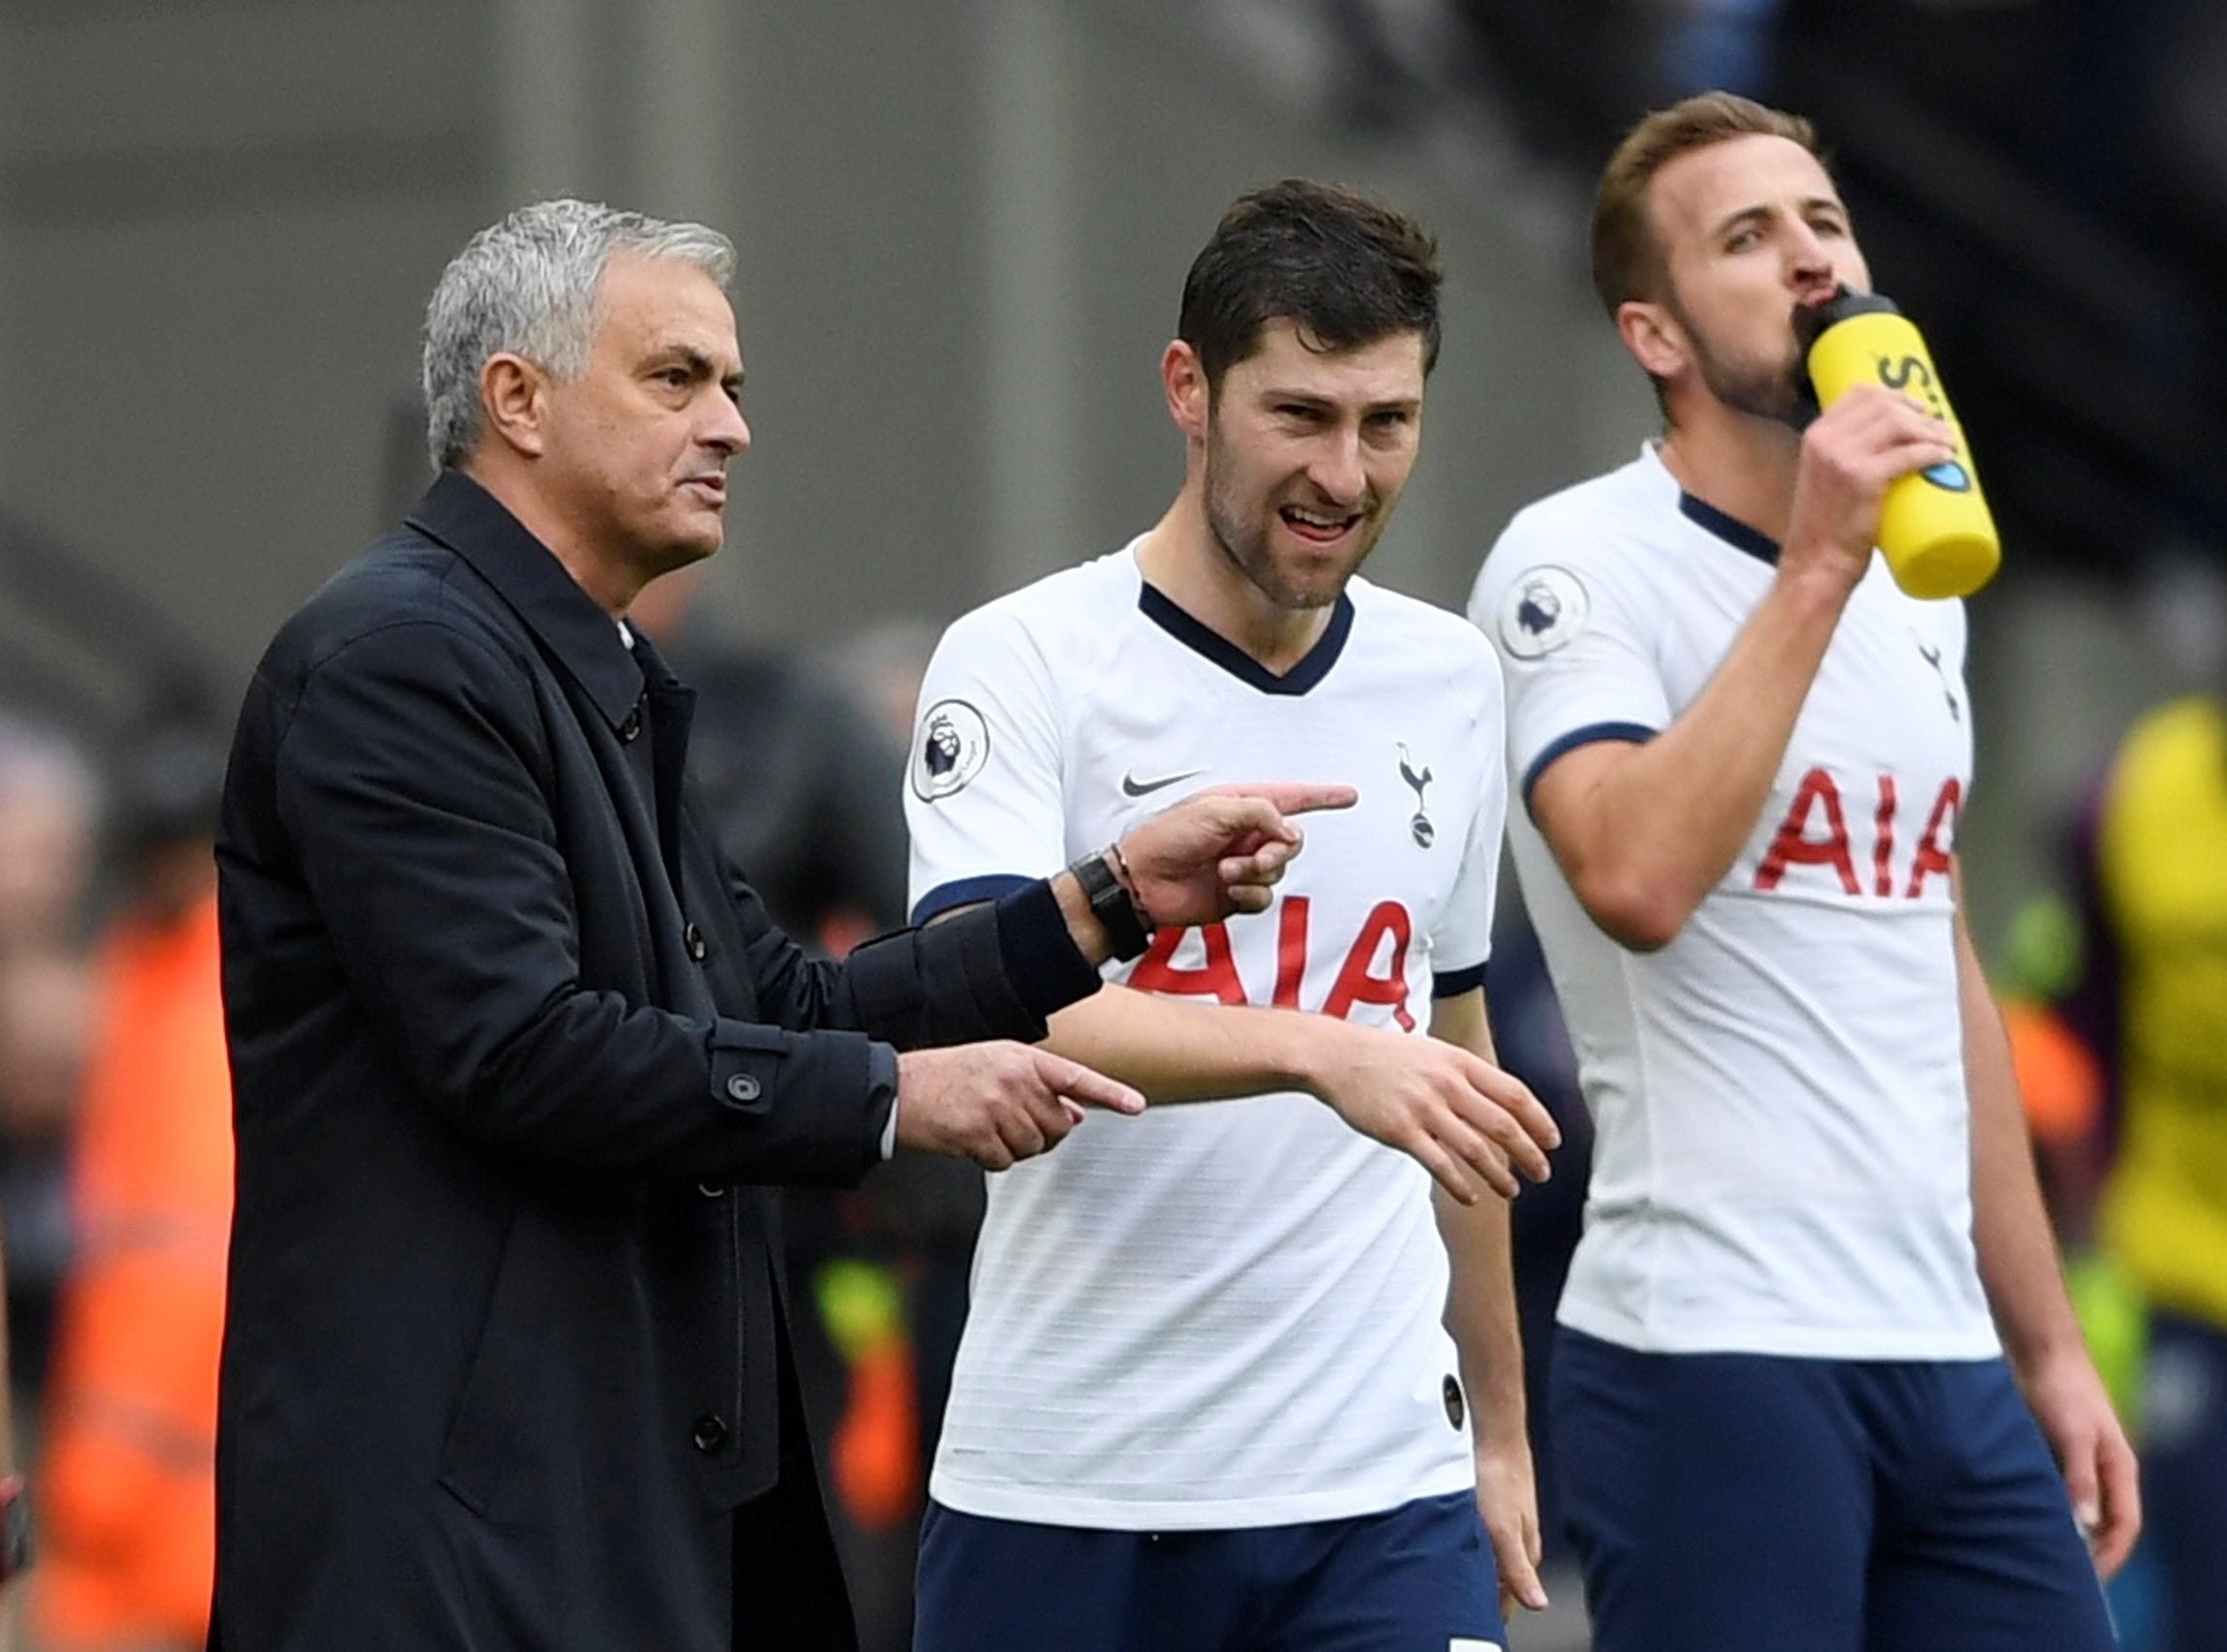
[1117,782,1358,927]
[1476,1433,1549,1616]
[1781,382,1961,598]
[1303,1021,1558,1203]
[2018,1344,2142,1577]
[894,1042,1144,1171]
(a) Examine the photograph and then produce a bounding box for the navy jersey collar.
[1678,491,1781,566]
[1137,581,1353,695]
[407,469,647,728]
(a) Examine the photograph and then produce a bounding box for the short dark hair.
[1178,180,1443,393]
[1591,93,1821,317]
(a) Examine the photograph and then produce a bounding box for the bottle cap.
[1788,286,1905,427]
[1791,285,1899,354]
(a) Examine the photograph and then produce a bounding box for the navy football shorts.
[913,1488,1508,1652]
[1550,1326,2117,1652]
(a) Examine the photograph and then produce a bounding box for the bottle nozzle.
[1792,285,1898,353]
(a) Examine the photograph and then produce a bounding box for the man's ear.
[1616,300,1688,383]
[479,352,553,458]
[1162,340,1210,443]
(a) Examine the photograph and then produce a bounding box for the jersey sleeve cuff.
[912,873,1035,927]
[1432,962,1490,998]
[1521,720,1660,816]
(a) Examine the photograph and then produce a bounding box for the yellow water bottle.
[1798,288,2000,599]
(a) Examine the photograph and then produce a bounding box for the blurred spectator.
[627,574,961,1652]
[2060,675,2227,1652]
[0,716,101,1409]
[819,614,995,1649]
[1994,893,2109,1244]
[33,715,229,1652]
[0,718,98,961]
[627,568,906,955]
[826,619,942,772]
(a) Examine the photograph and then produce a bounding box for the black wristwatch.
[1067,849,1153,962]
[0,1473,31,1583]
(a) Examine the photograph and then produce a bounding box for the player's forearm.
[1956,894,2087,1373]
[1427,992,1529,1446]
[1042,983,1340,1104]
[1436,1184,1528,1450]
[1049,855,1124,968]
[1538,570,1850,948]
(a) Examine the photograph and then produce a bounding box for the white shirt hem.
[927,1459,1476,1531]
[1557,1299,2003,1361]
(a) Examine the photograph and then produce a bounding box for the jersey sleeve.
[904,602,1069,924]
[1467,517,1671,814]
[1429,647,1508,996]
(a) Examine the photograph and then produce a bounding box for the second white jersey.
[906,542,1507,1528]
[1469,447,1998,1361]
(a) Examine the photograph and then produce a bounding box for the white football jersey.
[1469,446,1998,1361]
[906,540,1507,1528]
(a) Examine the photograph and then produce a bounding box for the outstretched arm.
[1039,980,1557,1203]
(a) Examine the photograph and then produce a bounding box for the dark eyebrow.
[1261,387,1419,415]
[1710,203,1774,240]
[651,346,745,397]
[660,347,716,379]
[1712,196,1846,240]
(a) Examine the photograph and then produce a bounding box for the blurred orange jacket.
[35,890,230,1651]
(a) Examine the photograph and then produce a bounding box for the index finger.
[1206,781,1359,817]
[1490,1527,1548,1614]
[2090,1437,2143,1578]
[1033,1052,1146,1116]
[1458,1059,1563,1163]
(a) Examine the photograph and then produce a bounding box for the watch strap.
[1067,849,1152,963]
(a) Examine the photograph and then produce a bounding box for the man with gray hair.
[212,199,1345,1651]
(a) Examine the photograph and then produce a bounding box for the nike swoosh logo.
[1121,766,1207,798]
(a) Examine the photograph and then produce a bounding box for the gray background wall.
[0,0,1633,665]
[0,0,2186,935]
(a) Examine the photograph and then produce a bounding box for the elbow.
[1571,873,1693,954]
[1594,907,1682,955]
[1536,796,1706,954]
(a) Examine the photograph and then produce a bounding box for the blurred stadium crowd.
[2,2,2225,1650]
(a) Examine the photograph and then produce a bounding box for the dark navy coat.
[212,471,1092,1650]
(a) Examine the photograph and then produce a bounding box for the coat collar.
[407,469,645,729]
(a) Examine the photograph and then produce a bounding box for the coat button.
[619,707,643,743]
[725,1073,760,1104]
[691,1414,728,1453]
[685,922,707,962]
